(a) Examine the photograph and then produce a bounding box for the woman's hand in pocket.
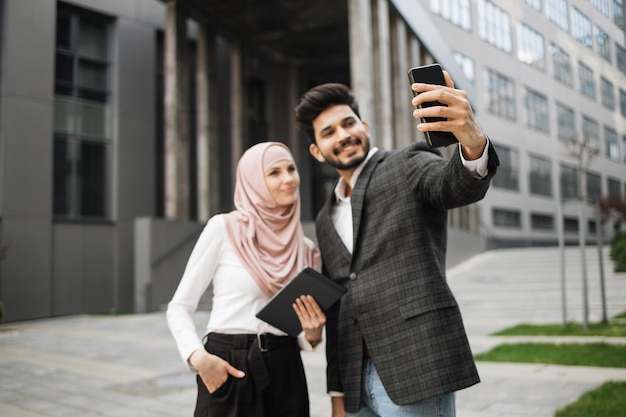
[188,349,245,393]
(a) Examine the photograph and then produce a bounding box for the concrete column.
[409,35,422,144]
[230,40,245,184]
[391,15,411,148]
[348,0,375,139]
[196,21,219,221]
[286,65,300,161]
[164,0,190,219]
[409,35,422,67]
[373,0,393,149]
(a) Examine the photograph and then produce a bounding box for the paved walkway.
[1,246,625,417]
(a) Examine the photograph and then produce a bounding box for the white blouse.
[166,214,317,367]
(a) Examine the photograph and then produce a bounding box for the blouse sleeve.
[166,215,226,367]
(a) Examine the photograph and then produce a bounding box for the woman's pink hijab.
[224,142,320,297]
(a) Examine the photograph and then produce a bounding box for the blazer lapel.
[350,149,387,254]
[317,188,352,264]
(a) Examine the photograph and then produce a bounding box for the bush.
[610,232,626,272]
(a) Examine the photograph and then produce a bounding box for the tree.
[559,134,599,331]
[599,195,626,222]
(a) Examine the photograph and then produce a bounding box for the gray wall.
[0,0,165,321]
[0,0,56,320]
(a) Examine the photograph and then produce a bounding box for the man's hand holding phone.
[408,64,486,158]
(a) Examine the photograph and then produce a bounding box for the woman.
[166,142,325,417]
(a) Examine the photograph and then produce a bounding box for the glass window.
[524,0,541,11]
[54,4,111,220]
[578,62,596,99]
[571,7,593,47]
[560,164,578,200]
[595,26,612,62]
[605,126,621,160]
[546,0,569,30]
[600,77,616,109]
[564,217,579,232]
[53,138,107,218]
[531,213,555,230]
[80,141,107,217]
[623,135,626,162]
[556,102,576,142]
[608,177,622,198]
[550,43,574,86]
[517,23,545,69]
[620,89,626,116]
[477,0,512,53]
[430,0,472,30]
[525,88,549,132]
[586,171,602,200]
[484,68,516,120]
[453,51,475,82]
[593,0,611,15]
[582,115,600,150]
[529,154,553,197]
[493,208,522,227]
[492,144,519,190]
[614,0,624,29]
[617,43,626,74]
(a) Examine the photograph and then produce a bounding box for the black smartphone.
[407,63,458,148]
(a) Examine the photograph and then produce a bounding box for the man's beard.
[325,136,370,171]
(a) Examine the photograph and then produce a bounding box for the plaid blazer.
[318,141,499,412]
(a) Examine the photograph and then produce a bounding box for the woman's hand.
[293,295,326,347]
[188,349,245,393]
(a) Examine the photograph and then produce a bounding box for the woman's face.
[264,159,300,207]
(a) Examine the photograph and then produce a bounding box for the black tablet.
[256,267,347,337]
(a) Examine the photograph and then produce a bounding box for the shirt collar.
[334,147,379,201]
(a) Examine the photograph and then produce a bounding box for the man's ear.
[309,143,325,163]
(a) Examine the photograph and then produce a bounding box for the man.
[295,71,499,417]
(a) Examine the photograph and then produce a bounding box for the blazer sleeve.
[485,138,501,176]
[325,298,343,393]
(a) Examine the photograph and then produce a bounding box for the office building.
[1,0,624,321]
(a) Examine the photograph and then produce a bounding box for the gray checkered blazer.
[318,141,499,412]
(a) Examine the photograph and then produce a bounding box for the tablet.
[256,267,347,337]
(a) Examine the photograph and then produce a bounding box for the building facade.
[3,0,622,322]
[423,0,626,247]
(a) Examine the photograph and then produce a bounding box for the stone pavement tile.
[457,361,626,417]
[302,348,331,416]
[1,246,625,417]
[447,246,626,333]
[1,345,160,383]
[0,402,47,417]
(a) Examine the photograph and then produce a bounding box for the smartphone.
[407,63,458,148]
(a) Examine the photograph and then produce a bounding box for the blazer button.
[349,272,357,280]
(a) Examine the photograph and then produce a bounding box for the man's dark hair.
[295,83,361,144]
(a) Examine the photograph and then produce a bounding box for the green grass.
[491,311,626,337]
[492,321,626,337]
[474,342,626,367]
[480,312,626,417]
[554,381,626,417]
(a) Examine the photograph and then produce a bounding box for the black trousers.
[194,333,310,417]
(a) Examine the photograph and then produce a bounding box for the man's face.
[309,104,371,172]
